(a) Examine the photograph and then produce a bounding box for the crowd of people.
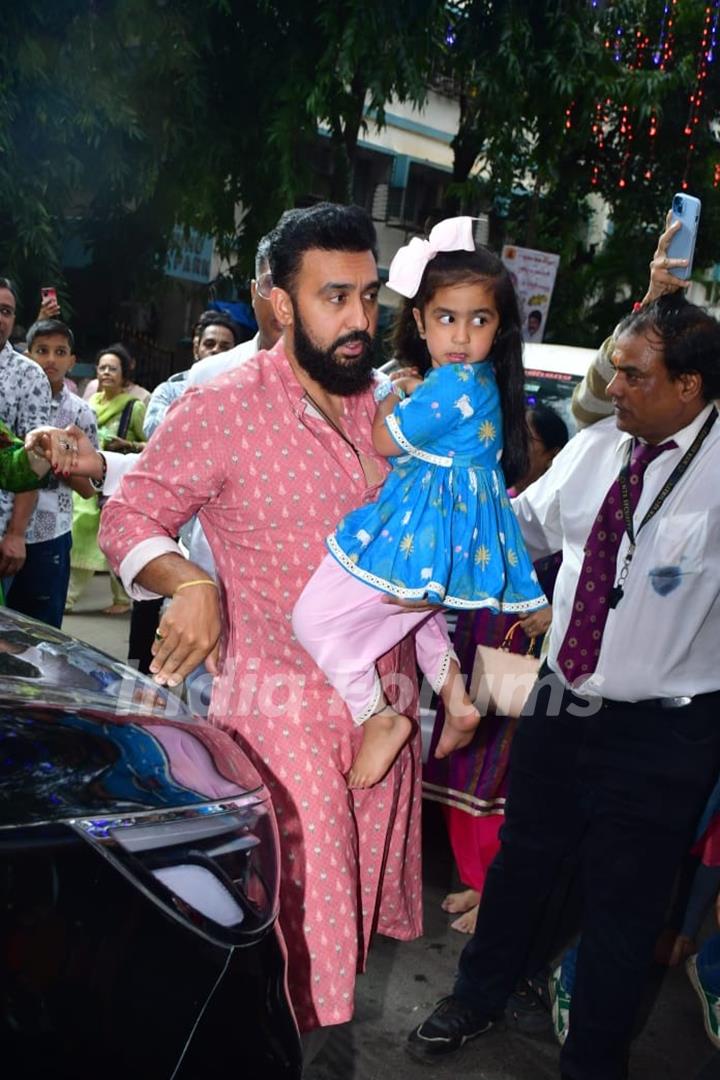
[3,202,720,1080]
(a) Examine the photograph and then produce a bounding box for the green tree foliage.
[2,0,719,347]
[0,1,204,320]
[439,0,720,344]
[1,0,445,312]
[174,0,445,266]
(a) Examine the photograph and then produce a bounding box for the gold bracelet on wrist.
[173,579,218,597]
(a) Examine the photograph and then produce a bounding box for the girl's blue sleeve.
[384,366,466,453]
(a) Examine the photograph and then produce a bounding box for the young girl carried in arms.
[293,217,548,788]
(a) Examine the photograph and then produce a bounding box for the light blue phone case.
[667,192,701,280]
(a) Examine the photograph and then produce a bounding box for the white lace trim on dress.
[354,675,386,725]
[385,414,454,467]
[326,535,548,613]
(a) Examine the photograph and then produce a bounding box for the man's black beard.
[292,302,378,396]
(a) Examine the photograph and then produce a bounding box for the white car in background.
[522,341,596,435]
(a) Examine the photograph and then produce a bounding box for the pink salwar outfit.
[293,554,456,723]
[99,342,423,1032]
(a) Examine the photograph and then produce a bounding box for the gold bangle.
[174,579,218,596]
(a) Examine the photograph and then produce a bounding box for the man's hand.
[0,531,26,576]
[37,296,61,321]
[518,605,553,638]
[149,584,222,688]
[641,213,691,306]
[382,595,441,613]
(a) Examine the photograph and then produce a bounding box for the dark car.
[0,608,302,1079]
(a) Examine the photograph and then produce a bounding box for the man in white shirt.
[185,233,281,387]
[142,312,241,439]
[409,296,720,1080]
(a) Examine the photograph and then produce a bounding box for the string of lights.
[582,0,718,190]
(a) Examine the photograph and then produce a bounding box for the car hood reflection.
[0,707,262,827]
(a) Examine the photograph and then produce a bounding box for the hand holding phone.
[666,193,701,281]
[39,286,60,318]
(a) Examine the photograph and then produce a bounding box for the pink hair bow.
[386,216,476,299]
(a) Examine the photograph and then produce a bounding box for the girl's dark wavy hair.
[390,246,528,484]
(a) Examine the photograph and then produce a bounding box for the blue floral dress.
[326,362,547,612]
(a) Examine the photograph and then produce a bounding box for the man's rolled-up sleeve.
[98,386,229,599]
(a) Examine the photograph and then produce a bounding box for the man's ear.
[678,370,703,402]
[271,287,293,328]
[412,307,426,339]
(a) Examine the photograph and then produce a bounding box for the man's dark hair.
[95,342,134,382]
[0,277,18,303]
[255,232,273,278]
[192,309,241,344]
[27,318,75,352]
[269,203,378,293]
[528,309,542,323]
[618,295,720,402]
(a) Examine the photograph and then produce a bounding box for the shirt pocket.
[650,511,707,589]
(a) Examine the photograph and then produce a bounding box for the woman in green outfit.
[0,421,78,603]
[0,422,50,494]
[66,344,147,616]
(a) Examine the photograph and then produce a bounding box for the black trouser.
[128,597,163,675]
[453,669,720,1080]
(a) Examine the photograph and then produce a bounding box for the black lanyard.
[609,406,717,609]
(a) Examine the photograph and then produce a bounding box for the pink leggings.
[293,554,457,724]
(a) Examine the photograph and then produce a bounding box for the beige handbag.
[469,621,540,719]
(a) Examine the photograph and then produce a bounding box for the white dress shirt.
[103,451,131,497]
[513,403,720,701]
[185,332,260,388]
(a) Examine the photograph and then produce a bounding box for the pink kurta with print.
[99,342,423,1031]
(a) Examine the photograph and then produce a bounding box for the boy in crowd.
[5,319,97,627]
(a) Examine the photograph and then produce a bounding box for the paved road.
[306,807,720,1080]
[62,571,133,663]
[61,579,720,1080]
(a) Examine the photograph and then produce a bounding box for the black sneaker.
[506,971,553,1037]
[406,995,493,1061]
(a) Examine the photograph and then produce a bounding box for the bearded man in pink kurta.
[99,204,423,1034]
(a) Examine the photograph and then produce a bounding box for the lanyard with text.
[608,406,718,609]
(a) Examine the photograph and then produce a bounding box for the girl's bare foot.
[451,904,479,934]
[348,707,413,789]
[441,888,480,914]
[434,657,481,758]
[434,705,480,758]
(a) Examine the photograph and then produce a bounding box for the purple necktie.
[556,438,677,686]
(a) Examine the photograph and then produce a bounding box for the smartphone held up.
[666,193,701,281]
[40,285,60,315]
